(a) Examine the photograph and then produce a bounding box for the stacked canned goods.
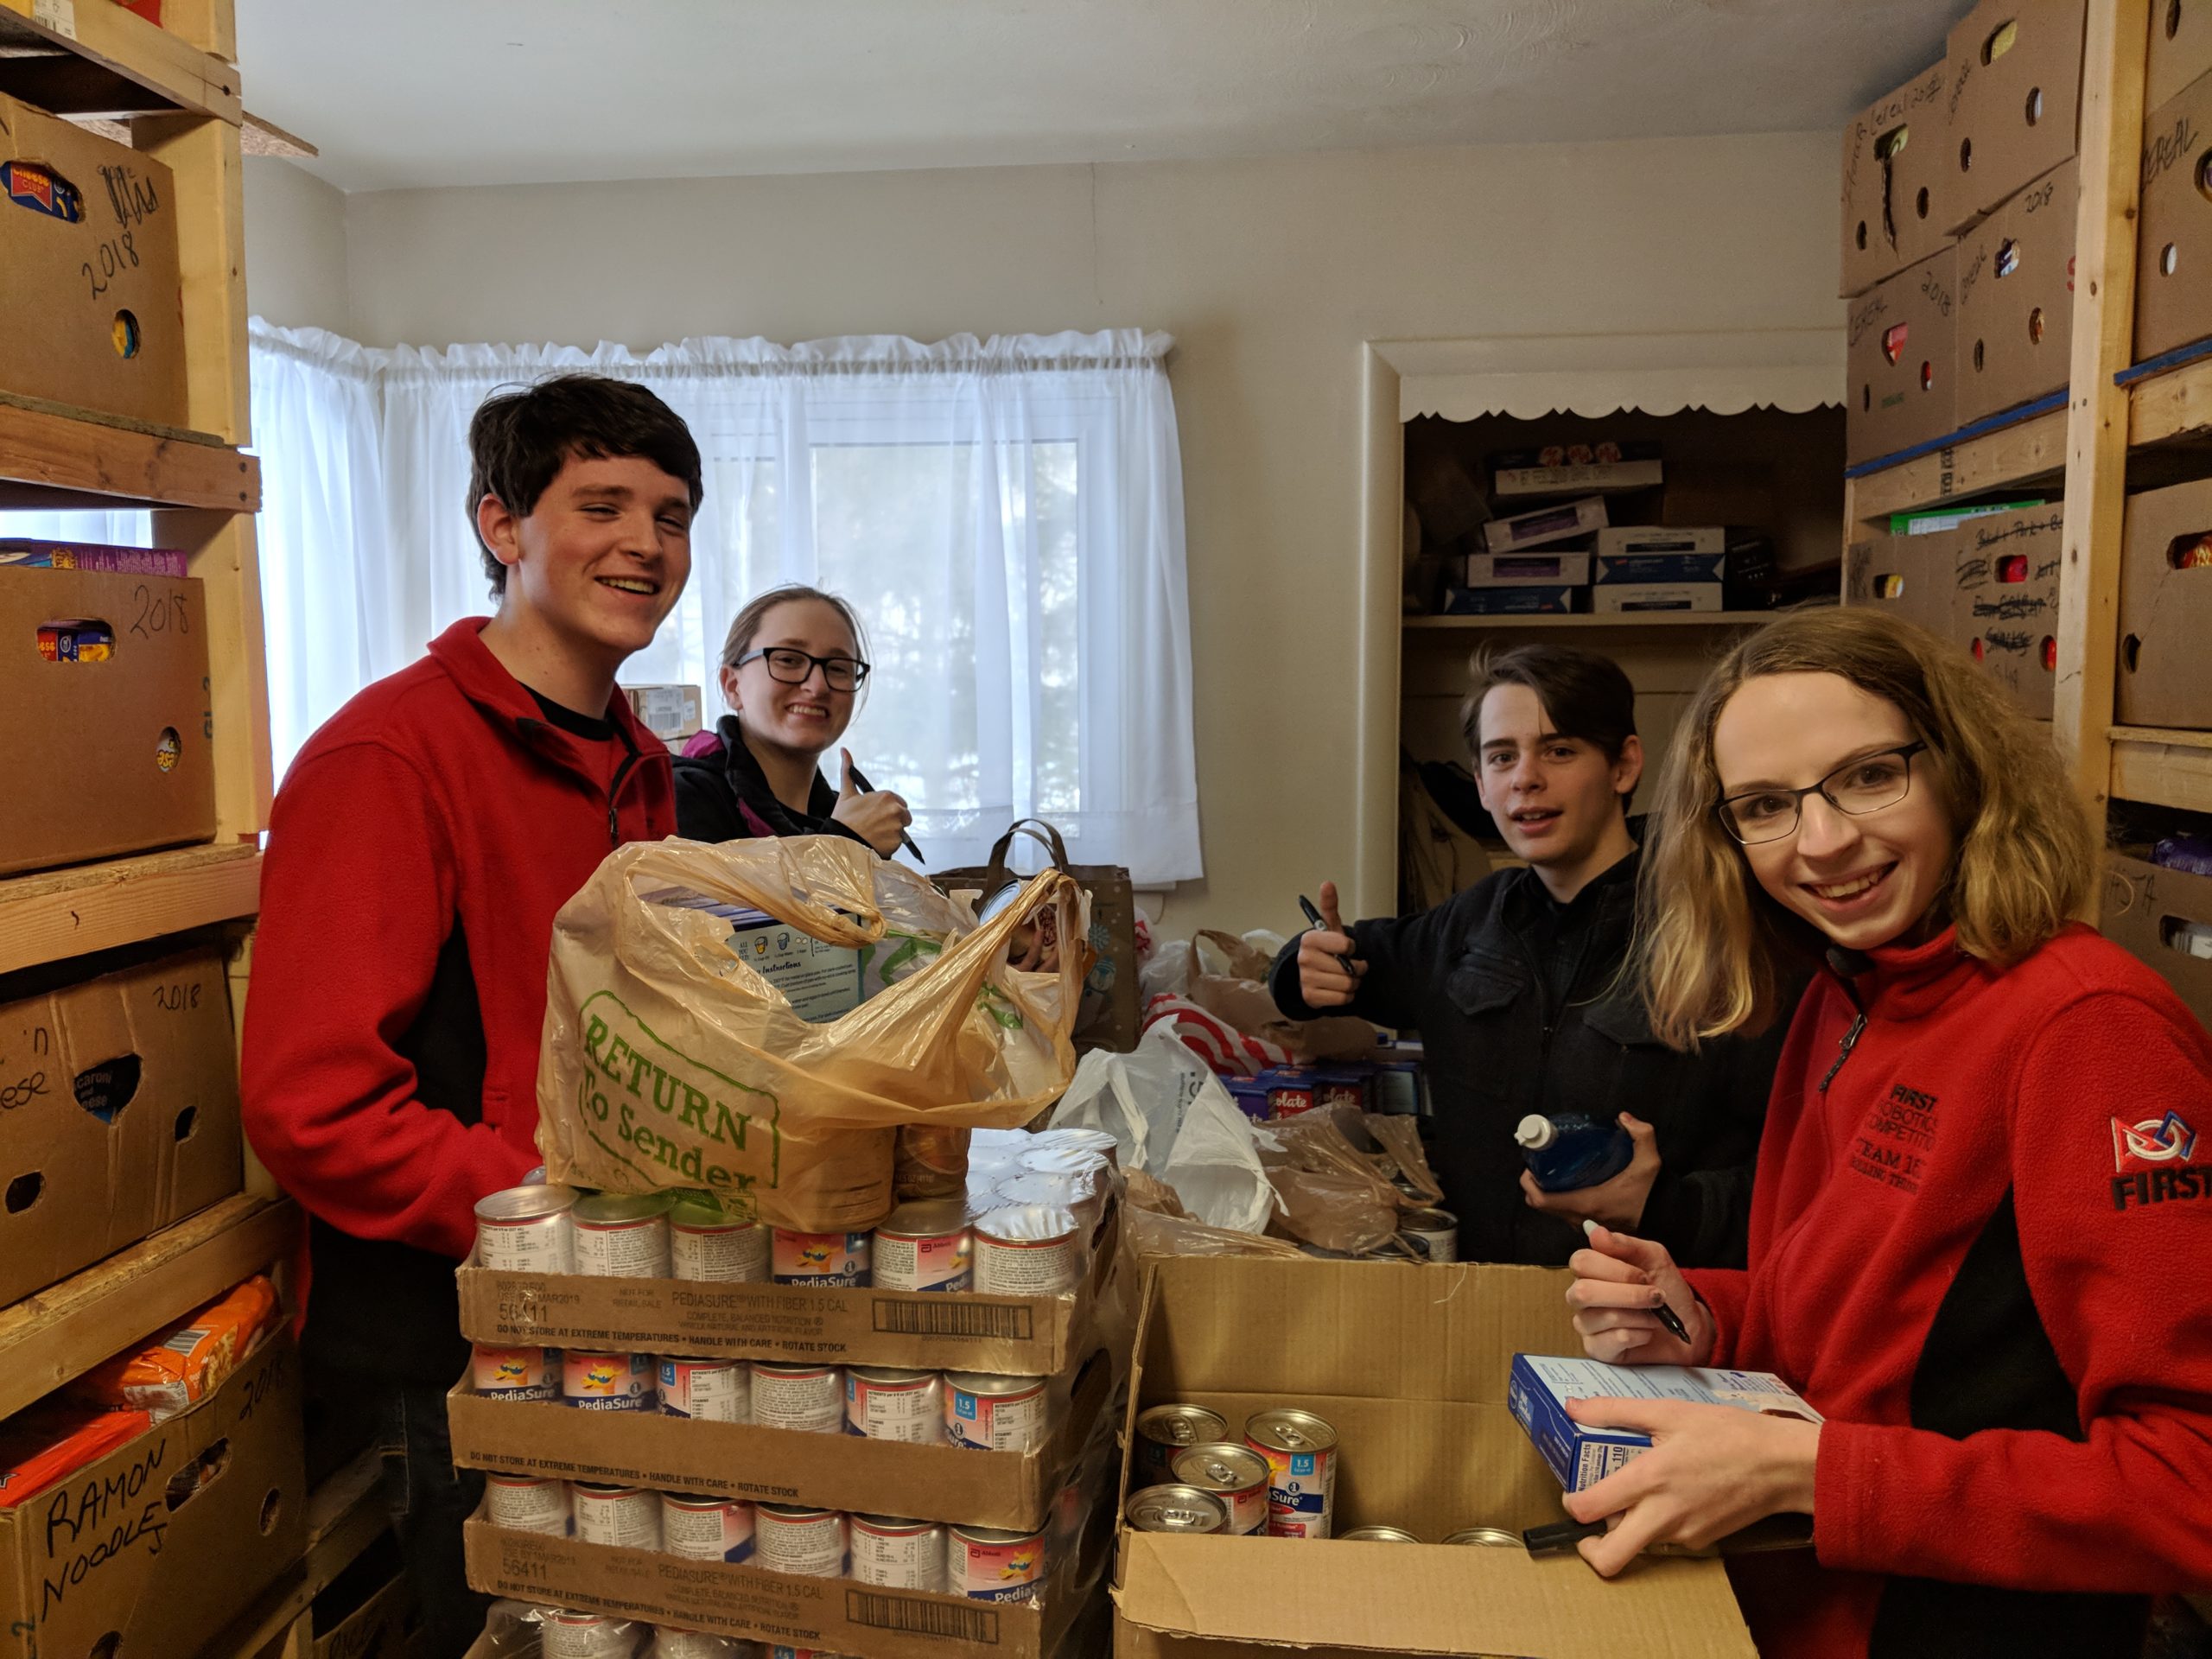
[493,1605,855,1658]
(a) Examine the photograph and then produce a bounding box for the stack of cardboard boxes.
[2133,6,2212,372]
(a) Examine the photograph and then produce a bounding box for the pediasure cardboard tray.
[456,1207,1118,1376]
[448,1347,1114,1532]
[1112,1256,1760,1659]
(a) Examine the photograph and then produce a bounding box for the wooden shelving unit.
[1843,0,2212,828]
[1404,612,1774,631]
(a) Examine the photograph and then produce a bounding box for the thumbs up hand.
[830,747,912,857]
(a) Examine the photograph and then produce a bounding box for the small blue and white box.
[1508,1354,1823,1492]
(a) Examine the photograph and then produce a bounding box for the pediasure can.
[1134,1404,1228,1487]
[849,1513,947,1592]
[1246,1408,1339,1539]
[473,1344,560,1402]
[1338,1526,1420,1542]
[1445,1527,1522,1547]
[871,1200,973,1293]
[669,1195,770,1283]
[753,1363,844,1433]
[660,1492,756,1563]
[1400,1209,1459,1263]
[572,1192,675,1278]
[844,1366,944,1444]
[943,1371,1050,1452]
[563,1350,657,1411]
[1125,1484,1228,1535]
[753,1503,848,1577]
[572,1481,662,1549]
[950,1522,1047,1603]
[772,1228,871,1287]
[969,1205,1081,1296]
[660,1357,751,1423]
[485,1473,569,1536]
[474,1184,577,1274]
[546,1612,636,1659]
[1170,1442,1270,1536]
[653,1630,755,1659]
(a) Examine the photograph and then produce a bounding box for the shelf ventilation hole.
[74,1054,141,1124]
[1982,19,2019,63]
[1974,339,1987,371]
[2169,0,2183,41]
[2024,86,2044,126]
[166,1439,230,1511]
[1999,554,2029,583]
[174,1104,199,1142]
[2198,150,2212,202]
[1960,137,1974,173]
[88,1637,121,1659]
[1996,238,2021,278]
[1861,384,1872,412]
[156,728,181,774]
[2163,243,2180,277]
[1972,637,1987,662]
[1857,219,1869,250]
[1876,573,1906,600]
[1883,322,1909,365]
[0,159,83,223]
[2029,306,2045,344]
[259,1486,285,1535]
[112,309,139,359]
[2161,914,2212,963]
[2122,633,2142,672]
[35,617,112,664]
[4,1173,41,1214]
[2169,531,2212,570]
[2041,635,2057,671]
[1916,185,1931,219]
[1921,359,1936,391]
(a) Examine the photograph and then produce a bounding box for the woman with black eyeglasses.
[672,582,914,856]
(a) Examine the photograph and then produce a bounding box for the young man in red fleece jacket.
[1562,608,2212,1659]
[241,375,701,1656]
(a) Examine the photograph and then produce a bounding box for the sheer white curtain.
[238,322,1200,881]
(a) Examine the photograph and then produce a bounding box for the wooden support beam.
[0,842,259,976]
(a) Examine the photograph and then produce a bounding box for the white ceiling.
[240,0,1975,194]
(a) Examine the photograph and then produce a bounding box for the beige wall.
[249,134,1844,934]
[243,156,351,335]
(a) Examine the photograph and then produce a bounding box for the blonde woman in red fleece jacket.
[1560,607,2212,1659]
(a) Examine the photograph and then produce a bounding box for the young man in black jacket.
[1270,645,1788,1268]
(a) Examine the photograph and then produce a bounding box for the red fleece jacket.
[1684,923,2212,1657]
[241,619,675,1266]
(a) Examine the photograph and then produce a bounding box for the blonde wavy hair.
[1637,607,2095,1049]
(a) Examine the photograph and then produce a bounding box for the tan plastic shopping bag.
[536,835,1087,1230]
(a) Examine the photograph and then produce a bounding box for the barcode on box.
[871,1299,1033,1339]
[846,1588,1001,1641]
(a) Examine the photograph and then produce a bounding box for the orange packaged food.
[0,1402,154,1509]
[70,1274,282,1422]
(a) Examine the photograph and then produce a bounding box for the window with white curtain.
[6,325,1201,883]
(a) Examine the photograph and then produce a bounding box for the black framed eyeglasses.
[736,647,870,692]
[1716,741,1929,845]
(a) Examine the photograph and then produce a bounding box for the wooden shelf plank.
[0,0,240,122]
[1845,409,2069,524]
[1405,611,1776,631]
[0,1194,298,1421]
[2129,350,2212,448]
[0,842,260,976]
[204,1447,393,1659]
[2110,726,2212,815]
[0,393,258,512]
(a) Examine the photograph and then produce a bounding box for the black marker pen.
[1298,893,1357,976]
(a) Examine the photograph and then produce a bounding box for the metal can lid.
[950,1522,1047,1545]
[876,1198,971,1239]
[943,1370,1046,1397]
[1443,1526,1522,1547]
[853,1513,937,1534]
[572,1480,645,1497]
[1338,1526,1421,1542]
[1170,1442,1268,1491]
[474,1183,576,1224]
[1402,1208,1457,1231]
[849,1365,934,1385]
[757,1503,839,1520]
[754,1362,838,1378]
[995,1172,1092,1209]
[1244,1408,1339,1454]
[571,1191,675,1224]
[662,1491,735,1510]
[1124,1485,1228,1534]
[668,1193,759,1230]
[971,1203,1078,1245]
[1138,1404,1228,1445]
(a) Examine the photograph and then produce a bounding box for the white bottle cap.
[1514,1114,1554,1150]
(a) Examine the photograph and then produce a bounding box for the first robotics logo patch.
[2112,1110,2197,1172]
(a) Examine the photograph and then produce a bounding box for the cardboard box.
[1459,551,1591,587]
[1490,446,1661,499]
[0,1331,307,1659]
[2147,0,2212,111]
[1840,59,1959,296]
[1482,497,1608,555]
[313,1571,410,1659]
[0,569,216,877]
[1590,582,1725,613]
[1110,1256,1758,1659]
[449,1348,1112,1531]
[1507,1356,1822,1494]
[0,946,242,1309]
[1594,525,1724,559]
[1957,159,2078,424]
[455,1211,1117,1376]
[0,94,188,429]
[1847,246,1959,466]
[2101,850,2212,1029]
[1944,0,2088,231]
[2116,476,2212,728]
[1846,526,1958,640]
[1952,505,2065,716]
[2134,72,2212,363]
[621,683,704,745]
[1595,552,1726,585]
[1440,585,1580,616]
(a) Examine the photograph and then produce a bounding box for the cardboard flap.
[1116,1533,1756,1659]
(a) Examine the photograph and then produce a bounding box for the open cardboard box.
[455,1207,1120,1376]
[0,1331,307,1659]
[1110,1256,1760,1659]
[2101,850,2212,1031]
[448,1346,1115,1532]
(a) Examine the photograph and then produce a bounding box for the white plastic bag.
[1053,1024,1277,1234]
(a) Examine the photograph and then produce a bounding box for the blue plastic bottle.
[1516,1113,1633,1192]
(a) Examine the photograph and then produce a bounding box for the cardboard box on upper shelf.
[621,683,704,746]
[1458,550,1590,587]
[0,93,189,429]
[0,569,216,878]
[1594,525,1724,560]
[1951,504,2064,717]
[1481,496,1608,555]
[1942,0,2088,233]
[2147,0,2212,111]
[2101,849,2212,1031]
[0,946,243,1311]
[1441,585,1582,616]
[1847,246,1959,467]
[1489,444,1660,499]
[2116,476,2212,729]
[1847,525,1960,641]
[1956,159,2078,426]
[1590,582,1725,614]
[2133,70,2212,364]
[1840,59,1958,297]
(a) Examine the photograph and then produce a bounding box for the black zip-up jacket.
[671,716,872,847]
[1268,847,1790,1267]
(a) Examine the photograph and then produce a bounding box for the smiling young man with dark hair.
[241,374,702,1656]
[1272,643,1790,1268]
